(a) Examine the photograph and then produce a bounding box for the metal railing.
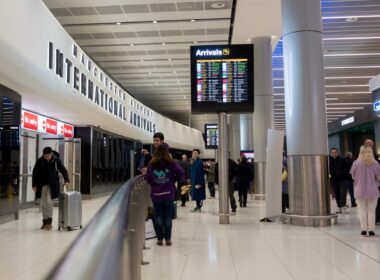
[46,175,150,280]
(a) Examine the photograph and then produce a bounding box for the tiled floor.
[1,195,379,280]
[0,196,109,280]
[142,197,380,280]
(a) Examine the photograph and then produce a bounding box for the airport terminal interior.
[1,0,380,279]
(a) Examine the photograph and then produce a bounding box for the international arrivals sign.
[21,110,74,138]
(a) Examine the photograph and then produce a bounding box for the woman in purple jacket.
[350,145,380,236]
[146,144,184,246]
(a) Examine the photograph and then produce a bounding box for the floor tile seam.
[225,225,239,280]
[258,228,296,280]
[288,227,356,280]
[179,211,202,280]
[317,227,380,264]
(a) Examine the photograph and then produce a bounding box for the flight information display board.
[190,44,254,114]
[204,124,218,149]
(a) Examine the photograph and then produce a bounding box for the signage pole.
[218,112,229,224]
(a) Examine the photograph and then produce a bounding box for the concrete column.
[282,0,333,226]
[240,114,253,151]
[251,37,274,199]
[228,114,241,162]
[374,121,380,154]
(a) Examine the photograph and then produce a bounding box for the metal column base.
[282,213,338,227]
[287,155,333,227]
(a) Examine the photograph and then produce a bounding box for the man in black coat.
[329,148,346,214]
[215,155,238,212]
[33,147,69,230]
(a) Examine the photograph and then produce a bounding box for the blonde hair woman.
[350,146,380,236]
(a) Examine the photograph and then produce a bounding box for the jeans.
[229,180,237,210]
[153,200,174,241]
[196,200,203,208]
[340,180,356,206]
[208,182,215,197]
[332,181,342,208]
[357,198,378,231]
[41,185,53,219]
[238,188,248,206]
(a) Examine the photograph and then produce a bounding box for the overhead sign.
[190,44,254,114]
[204,124,218,149]
[341,116,355,126]
[21,110,74,138]
[374,100,380,111]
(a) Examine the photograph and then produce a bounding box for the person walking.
[235,156,253,207]
[190,149,206,212]
[350,145,380,237]
[32,147,69,230]
[146,144,184,246]
[341,152,356,208]
[329,148,346,213]
[281,159,289,213]
[205,160,216,198]
[177,154,191,207]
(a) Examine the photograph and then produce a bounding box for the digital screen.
[204,124,218,149]
[191,44,254,114]
[0,126,20,149]
[240,150,254,160]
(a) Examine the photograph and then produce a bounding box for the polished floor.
[142,196,380,280]
[0,195,379,280]
[0,196,109,280]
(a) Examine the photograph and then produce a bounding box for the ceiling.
[273,0,380,131]
[42,0,380,134]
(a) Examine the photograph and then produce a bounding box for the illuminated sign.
[341,116,354,126]
[374,100,380,111]
[204,124,218,149]
[21,110,74,138]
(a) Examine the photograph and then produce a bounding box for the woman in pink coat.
[350,146,380,236]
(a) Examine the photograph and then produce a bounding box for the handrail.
[46,175,150,280]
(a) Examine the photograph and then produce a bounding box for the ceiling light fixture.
[153,20,158,24]
[190,19,196,22]
[116,22,121,25]
[210,2,226,9]
[193,41,198,44]
[140,59,144,62]
[162,42,166,45]
[130,43,134,46]
[168,58,172,61]
[345,17,359,23]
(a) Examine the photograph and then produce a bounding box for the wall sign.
[341,116,354,126]
[21,110,74,138]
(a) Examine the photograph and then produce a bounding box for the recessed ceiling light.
[345,17,359,23]
[116,22,121,25]
[130,43,134,46]
[193,41,198,44]
[210,2,226,9]
[173,71,176,74]
[162,42,166,45]
[271,35,277,39]
[190,19,196,22]
[153,20,158,24]
[168,58,172,61]
[140,59,144,62]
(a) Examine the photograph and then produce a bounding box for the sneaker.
[351,203,357,208]
[191,207,201,213]
[45,218,53,230]
[157,240,163,246]
[336,208,342,214]
[40,219,47,230]
[231,208,236,213]
[165,240,172,246]
[369,231,375,236]
[361,231,367,236]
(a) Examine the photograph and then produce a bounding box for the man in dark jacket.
[177,154,191,207]
[215,155,238,212]
[329,148,346,214]
[32,147,69,230]
[341,152,356,208]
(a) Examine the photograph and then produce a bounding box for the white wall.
[0,0,205,152]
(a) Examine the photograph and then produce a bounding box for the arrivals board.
[190,44,254,114]
[204,124,218,149]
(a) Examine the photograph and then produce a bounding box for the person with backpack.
[32,147,69,230]
[146,144,184,246]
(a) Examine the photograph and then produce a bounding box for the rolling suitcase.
[58,186,82,231]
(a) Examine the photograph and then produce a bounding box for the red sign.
[64,124,74,138]
[46,119,58,135]
[23,111,38,131]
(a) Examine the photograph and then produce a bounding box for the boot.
[45,218,53,230]
[40,219,47,230]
